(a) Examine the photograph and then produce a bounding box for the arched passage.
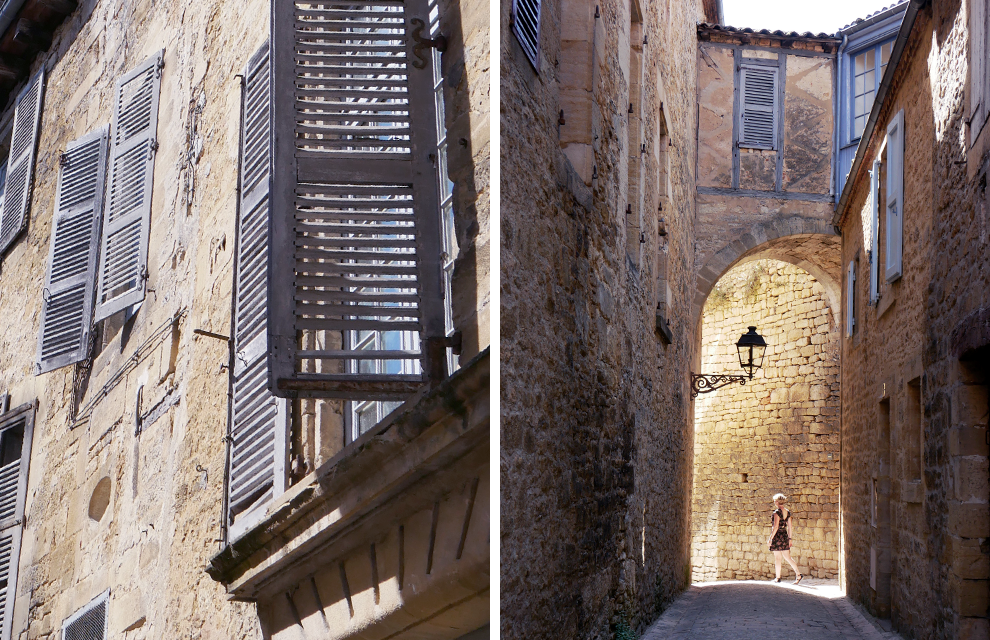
[690,249,842,582]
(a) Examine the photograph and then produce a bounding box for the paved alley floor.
[642,579,905,639]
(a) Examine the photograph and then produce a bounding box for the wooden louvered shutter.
[739,64,777,150]
[94,51,164,321]
[885,109,903,282]
[36,128,109,374]
[0,71,44,257]
[270,0,447,399]
[973,0,986,144]
[846,261,856,338]
[511,0,541,69]
[0,404,34,640]
[869,159,880,304]
[228,42,288,541]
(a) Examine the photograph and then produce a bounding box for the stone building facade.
[0,0,489,639]
[692,260,840,583]
[835,0,988,637]
[501,0,717,637]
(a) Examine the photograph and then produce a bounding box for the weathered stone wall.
[838,2,990,638]
[501,0,704,637]
[691,260,840,582]
[0,0,489,638]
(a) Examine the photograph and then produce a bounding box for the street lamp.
[691,326,768,399]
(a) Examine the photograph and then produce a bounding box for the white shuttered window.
[0,71,44,257]
[0,404,34,640]
[228,43,289,541]
[269,0,447,400]
[94,51,164,321]
[36,128,109,374]
[884,109,904,282]
[739,64,778,150]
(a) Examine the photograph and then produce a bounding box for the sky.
[721,0,906,35]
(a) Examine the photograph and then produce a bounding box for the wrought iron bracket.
[410,18,447,69]
[690,373,749,399]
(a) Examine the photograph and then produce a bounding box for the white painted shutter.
[511,0,541,69]
[228,43,288,540]
[270,0,446,399]
[846,260,856,338]
[0,403,34,640]
[869,159,879,304]
[739,65,777,150]
[885,110,903,282]
[94,51,163,321]
[0,71,44,257]
[35,128,109,374]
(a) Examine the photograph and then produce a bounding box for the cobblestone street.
[643,580,905,639]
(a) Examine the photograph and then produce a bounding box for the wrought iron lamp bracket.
[690,373,749,398]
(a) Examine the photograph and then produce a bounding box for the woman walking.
[767,493,802,584]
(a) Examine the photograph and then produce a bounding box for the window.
[62,590,108,640]
[738,63,778,150]
[851,41,893,139]
[0,71,44,257]
[94,51,164,321]
[0,403,34,640]
[884,110,904,282]
[846,260,856,338]
[269,0,452,397]
[511,0,541,70]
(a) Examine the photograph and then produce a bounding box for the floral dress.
[769,508,791,551]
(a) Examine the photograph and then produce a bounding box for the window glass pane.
[855,73,865,95]
[855,114,867,138]
[358,405,378,433]
[865,48,875,70]
[855,51,866,74]
[880,42,893,68]
[864,70,875,93]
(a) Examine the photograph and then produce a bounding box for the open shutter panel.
[94,51,163,321]
[269,0,446,399]
[739,65,776,149]
[885,109,903,282]
[0,404,34,640]
[973,0,986,144]
[846,261,855,338]
[511,0,541,69]
[36,128,109,374]
[869,160,879,304]
[0,71,44,257]
[228,42,288,540]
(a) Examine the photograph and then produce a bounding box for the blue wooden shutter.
[36,128,109,373]
[94,51,163,321]
[269,0,447,399]
[0,71,44,257]
[884,109,903,282]
[739,65,777,150]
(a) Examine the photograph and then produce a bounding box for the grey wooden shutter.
[62,591,108,640]
[228,42,288,540]
[973,0,986,144]
[35,128,109,374]
[869,159,879,304]
[0,403,34,640]
[846,260,856,338]
[511,0,541,69]
[885,109,903,282]
[0,71,44,257]
[739,65,777,150]
[93,51,163,321]
[269,0,446,399]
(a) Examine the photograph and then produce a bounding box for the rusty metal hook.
[410,18,446,69]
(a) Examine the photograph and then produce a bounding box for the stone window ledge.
[206,348,490,600]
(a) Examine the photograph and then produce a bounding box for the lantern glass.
[735,326,768,378]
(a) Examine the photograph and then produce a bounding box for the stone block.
[952,576,990,617]
[948,426,989,457]
[948,502,990,538]
[950,535,990,579]
[958,617,990,640]
[953,456,990,502]
[951,384,988,428]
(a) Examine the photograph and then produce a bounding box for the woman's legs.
[772,551,783,579]
[781,550,800,577]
